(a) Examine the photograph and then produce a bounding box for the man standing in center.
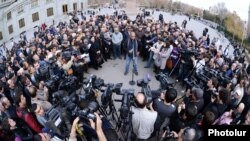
[124,32,140,76]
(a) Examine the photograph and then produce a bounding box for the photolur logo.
[208,129,247,137]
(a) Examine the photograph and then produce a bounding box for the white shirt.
[132,106,157,139]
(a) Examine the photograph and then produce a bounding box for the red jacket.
[16,107,43,133]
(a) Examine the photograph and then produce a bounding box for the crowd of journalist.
[0,6,250,141]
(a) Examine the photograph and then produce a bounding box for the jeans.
[113,44,121,59]
[145,52,154,67]
[125,55,138,73]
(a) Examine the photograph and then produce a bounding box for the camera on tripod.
[155,73,177,90]
[184,77,200,89]
[179,48,200,59]
[137,77,150,87]
[83,74,104,89]
[101,83,123,109]
[115,89,135,120]
[137,75,153,103]
[52,91,78,112]
[44,75,61,92]
[58,75,79,93]
[74,101,99,122]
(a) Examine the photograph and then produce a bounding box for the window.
[0,32,2,40]
[81,2,84,10]
[62,4,68,14]
[7,12,11,20]
[19,18,25,28]
[73,3,77,11]
[31,0,38,8]
[32,12,39,22]
[47,7,54,17]
[8,25,13,34]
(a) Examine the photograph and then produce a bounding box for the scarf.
[127,39,138,58]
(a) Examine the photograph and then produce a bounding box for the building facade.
[0,0,88,44]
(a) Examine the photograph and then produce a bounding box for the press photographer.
[131,92,158,140]
[152,88,177,129]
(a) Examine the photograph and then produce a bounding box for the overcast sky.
[174,0,250,21]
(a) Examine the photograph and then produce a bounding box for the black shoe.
[94,67,98,70]
[144,66,150,68]
[99,65,102,68]
[124,71,128,75]
[135,71,138,76]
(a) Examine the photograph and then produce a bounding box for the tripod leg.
[169,57,180,77]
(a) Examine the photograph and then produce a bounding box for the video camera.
[83,74,104,89]
[73,101,99,122]
[58,75,79,93]
[137,75,152,103]
[155,73,177,90]
[184,77,200,89]
[101,83,123,109]
[51,91,77,112]
[115,89,135,121]
[45,75,61,92]
[202,67,231,86]
[179,48,200,58]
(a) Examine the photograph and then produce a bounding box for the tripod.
[169,57,181,77]
[186,58,202,79]
[129,58,136,85]
[117,107,133,141]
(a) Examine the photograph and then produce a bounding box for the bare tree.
[214,2,228,25]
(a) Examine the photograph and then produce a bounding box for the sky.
[174,0,250,21]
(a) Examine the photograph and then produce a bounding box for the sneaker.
[144,66,150,68]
